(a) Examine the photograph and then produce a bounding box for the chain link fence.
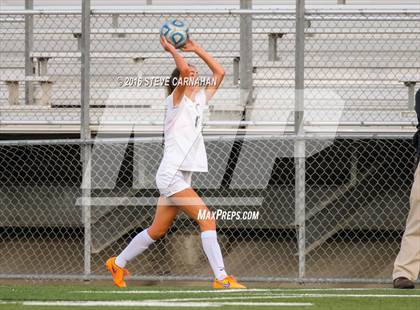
[0,6,419,283]
[0,136,416,281]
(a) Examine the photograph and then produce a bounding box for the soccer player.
[106,36,246,289]
[393,88,420,289]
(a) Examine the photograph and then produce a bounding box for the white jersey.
[159,89,208,172]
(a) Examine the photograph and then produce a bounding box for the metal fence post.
[404,81,417,110]
[295,0,306,282]
[81,0,92,281]
[221,0,253,188]
[240,0,253,111]
[24,0,33,105]
[112,13,124,38]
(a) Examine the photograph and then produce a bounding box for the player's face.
[188,65,198,79]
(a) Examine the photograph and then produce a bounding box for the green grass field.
[0,284,419,310]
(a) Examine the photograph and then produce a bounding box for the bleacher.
[0,4,419,135]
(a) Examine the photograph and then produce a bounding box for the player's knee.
[198,217,216,231]
[147,226,168,240]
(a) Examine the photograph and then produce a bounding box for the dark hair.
[167,64,196,96]
[167,67,181,96]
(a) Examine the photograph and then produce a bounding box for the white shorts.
[156,169,193,197]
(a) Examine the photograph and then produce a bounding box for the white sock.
[200,230,228,281]
[115,229,155,268]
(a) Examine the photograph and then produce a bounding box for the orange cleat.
[212,275,246,289]
[106,257,130,288]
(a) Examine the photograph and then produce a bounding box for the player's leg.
[116,196,178,267]
[393,163,420,288]
[147,196,180,240]
[170,186,246,289]
[107,196,178,287]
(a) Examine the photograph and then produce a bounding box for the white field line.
[72,288,418,295]
[21,300,313,307]
[163,293,420,302]
[275,293,420,298]
[72,289,271,294]
[3,290,420,308]
[22,301,216,307]
[221,302,313,306]
[164,295,301,301]
[253,293,420,299]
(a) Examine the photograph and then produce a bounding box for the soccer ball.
[160,18,189,49]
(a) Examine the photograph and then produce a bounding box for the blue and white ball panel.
[160,22,171,37]
[160,19,189,48]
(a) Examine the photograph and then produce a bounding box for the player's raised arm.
[160,35,190,107]
[182,39,225,103]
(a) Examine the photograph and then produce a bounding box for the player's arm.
[160,36,189,107]
[182,39,225,103]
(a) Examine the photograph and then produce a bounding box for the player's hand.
[181,39,198,52]
[160,35,177,53]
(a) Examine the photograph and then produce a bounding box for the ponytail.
[167,67,180,96]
